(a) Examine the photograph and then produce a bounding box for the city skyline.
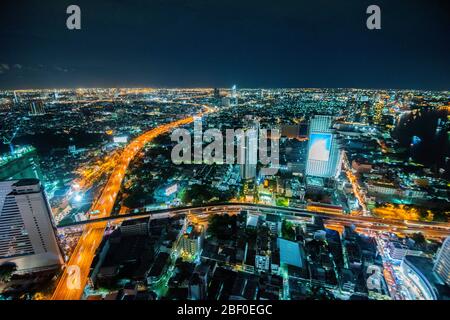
[1,1,449,305]
[1,87,449,301]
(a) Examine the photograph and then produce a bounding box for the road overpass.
[58,202,450,238]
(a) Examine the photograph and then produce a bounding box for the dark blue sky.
[0,0,449,90]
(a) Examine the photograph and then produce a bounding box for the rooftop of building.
[184,224,203,239]
[12,178,40,187]
[278,238,304,268]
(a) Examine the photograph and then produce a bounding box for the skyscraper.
[193,115,203,164]
[213,88,221,99]
[29,101,45,116]
[434,237,450,286]
[0,179,63,272]
[305,115,342,178]
[231,85,238,106]
[13,91,19,104]
[240,127,258,180]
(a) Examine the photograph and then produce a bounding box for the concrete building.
[255,253,270,272]
[434,237,450,286]
[179,224,204,257]
[0,179,63,273]
[388,241,409,261]
[240,127,258,180]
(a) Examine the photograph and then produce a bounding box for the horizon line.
[2,86,449,93]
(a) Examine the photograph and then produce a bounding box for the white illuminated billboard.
[308,133,332,161]
[113,136,128,143]
[165,184,178,196]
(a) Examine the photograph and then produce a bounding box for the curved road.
[51,111,207,300]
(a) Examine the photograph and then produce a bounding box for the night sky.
[0,0,449,90]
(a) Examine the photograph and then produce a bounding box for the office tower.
[29,101,45,116]
[213,88,221,99]
[434,237,450,285]
[0,145,43,181]
[221,97,231,108]
[193,115,203,164]
[0,179,63,272]
[305,115,342,178]
[240,126,258,180]
[13,91,19,104]
[373,101,384,125]
[231,85,238,106]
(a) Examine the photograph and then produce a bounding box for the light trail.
[58,203,450,238]
[51,111,208,300]
[342,151,369,215]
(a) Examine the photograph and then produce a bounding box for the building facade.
[305,115,342,178]
[434,237,450,286]
[240,127,258,180]
[0,179,63,272]
[179,224,204,257]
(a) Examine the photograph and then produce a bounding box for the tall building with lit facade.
[373,101,384,125]
[0,179,63,272]
[231,85,238,106]
[434,237,450,286]
[305,115,342,178]
[240,127,258,180]
[179,224,204,257]
[193,115,203,164]
[29,101,45,116]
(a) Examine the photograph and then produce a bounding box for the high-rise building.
[213,88,221,99]
[193,115,203,164]
[0,179,63,272]
[13,91,19,104]
[179,224,204,257]
[221,97,231,108]
[29,101,45,116]
[231,85,238,106]
[240,127,258,180]
[373,101,384,125]
[305,115,342,178]
[434,237,450,286]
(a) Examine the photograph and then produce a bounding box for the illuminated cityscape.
[0,87,449,301]
[0,0,449,306]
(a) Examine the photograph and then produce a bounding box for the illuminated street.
[0,1,449,305]
[51,113,205,300]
